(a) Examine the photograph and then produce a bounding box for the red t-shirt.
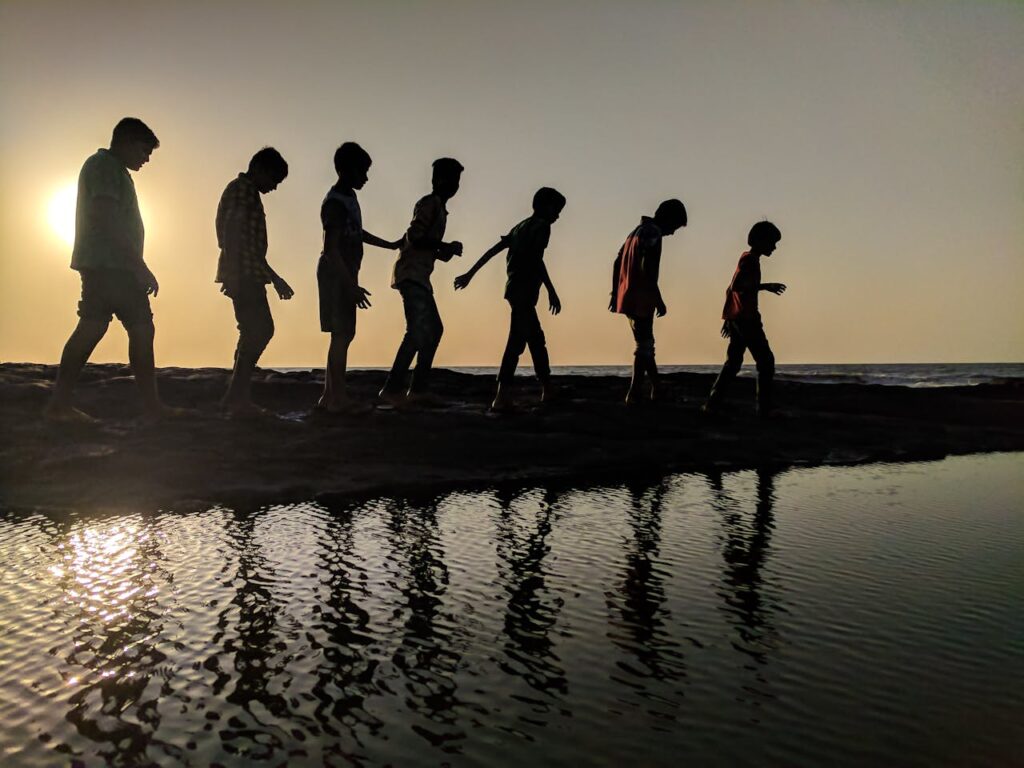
[613,217,662,319]
[722,251,760,320]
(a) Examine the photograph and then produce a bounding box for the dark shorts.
[77,269,152,328]
[317,255,356,338]
[628,315,655,356]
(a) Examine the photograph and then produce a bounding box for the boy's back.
[503,214,551,305]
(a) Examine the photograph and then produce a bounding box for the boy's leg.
[494,303,528,409]
[705,322,747,411]
[742,318,775,414]
[225,284,274,409]
[48,318,109,415]
[127,319,162,414]
[409,289,443,395]
[626,316,655,403]
[48,270,114,416]
[521,304,554,401]
[379,282,423,397]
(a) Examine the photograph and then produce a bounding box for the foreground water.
[1,454,1021,767]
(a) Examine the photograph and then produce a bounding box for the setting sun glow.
[47,183,77,247]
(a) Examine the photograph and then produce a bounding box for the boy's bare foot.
[490,388,515,413]
[540,382,558,404]
[43,403,99,425]
[376,389,407,409]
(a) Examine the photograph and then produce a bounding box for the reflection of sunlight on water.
[57,521,159,686]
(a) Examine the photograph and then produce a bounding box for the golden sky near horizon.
[1,0,1022,368]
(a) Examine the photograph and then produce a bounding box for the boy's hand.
[351,285,372,309]
[721,321,731,339]
[764,282,787,295]
[656,300,667,317]
[608,294,616,313]
[390,238,404,250]
[138,267,159,297]
[449,241,463,257]
[549,293,561,316]
[272,276,294,300]
[453,272,473,290]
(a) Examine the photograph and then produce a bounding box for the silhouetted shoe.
[43,403,99,425]
[490,392,515,413]
[540,382,559,404]
[376,388,406,407]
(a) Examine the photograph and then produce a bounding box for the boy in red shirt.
[610,199,688,405]
[703,221,786,417]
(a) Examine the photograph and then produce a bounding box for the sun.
[47,183,78,247]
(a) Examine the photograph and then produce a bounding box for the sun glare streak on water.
[0,453,1021,767]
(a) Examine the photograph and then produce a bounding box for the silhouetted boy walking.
[611,199,688,405]
[379,158,464,405]
[215,147,293,416]
[703,221,786,417]
[46,117,169,423]
[317,142,401,413]
[454,187,565,410]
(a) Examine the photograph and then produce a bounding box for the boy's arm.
[541,262,561,315]
[609,251,622,311]
[643,241,667,316]
[92,196,159,295]
[759,282,787,295]
[453,236,509,289]
[406,196,462,260]
[362,230,402,250]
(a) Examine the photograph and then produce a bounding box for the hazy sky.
[1,0,1021,367]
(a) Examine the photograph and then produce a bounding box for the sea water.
[1,453,1021,767]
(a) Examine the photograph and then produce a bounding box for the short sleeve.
[81,154,124,202]
[321,197,350,232]
[407,195,440,241]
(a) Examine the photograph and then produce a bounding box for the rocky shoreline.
[1,362,1022,511]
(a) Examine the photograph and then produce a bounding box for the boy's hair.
[431,157,464,182]
[748,220,782,248]
[654,199,687,228]
[532,187,566,213]
[334,142,372,175]
[249,146,288,181]
[111,117,159,149]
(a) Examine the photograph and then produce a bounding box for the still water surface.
[1,453,1021,767]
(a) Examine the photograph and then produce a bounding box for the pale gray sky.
[1,0,1021,366]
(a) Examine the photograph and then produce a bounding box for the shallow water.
[1,453,1021,767]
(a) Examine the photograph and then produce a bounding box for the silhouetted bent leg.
[410,291,443,394]
[627,316,655,401]
[51,318,109,407]
[127,320,161,412]
[498,303,530,384]
[226,286,274,405]
[522,305,550,384]
[382,282,429,394]
[742,320,775,413]
[707,322,747,409]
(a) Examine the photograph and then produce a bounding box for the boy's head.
[653,199,687,235]
[748,220,782,256]
[248,147,288,193]
[111,117,159,171]
[431,157,464,200]
[334,142,372,190]
[532,187,566,224]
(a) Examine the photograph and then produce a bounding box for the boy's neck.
[335,179,355,193]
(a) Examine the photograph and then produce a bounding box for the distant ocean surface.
[275,363,1024,388]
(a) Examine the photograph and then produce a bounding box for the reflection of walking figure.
[610,200,688,405]
[454,187,566,411]
[215,147,293,417]
[379,159,464,405]
[46,118,170,423]
[317,143,402,414]
[703,221,786,417]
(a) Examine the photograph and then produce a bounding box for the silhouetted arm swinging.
[541,262,561,315]
[453,236,509,290]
